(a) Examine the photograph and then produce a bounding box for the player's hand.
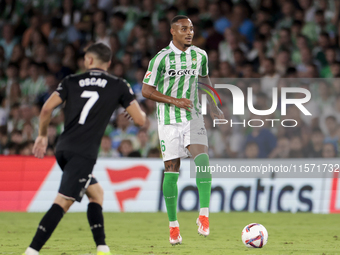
[210,105,224,120]
[174,98,193,112]
[32,136,48,159]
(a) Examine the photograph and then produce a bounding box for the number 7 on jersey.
[79,91,99,124]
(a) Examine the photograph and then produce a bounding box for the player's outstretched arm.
[125,100,146,126]
[199,75,224,119]
[33,92,62,158]
[142,83,193,111]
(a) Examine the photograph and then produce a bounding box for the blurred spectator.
[11,129,23,144]
[269,136,290,158]
[0,126,7,153]
[316,80,335,114]
[22,15,47,49]
[244,142,259,159]
[274,28,294,55]
[113,0,140,23]
[229,3,255,43]
[99,135,119,157]
[61,0,81,28]
[208,2,229,35]
[62,44,77,72]
[95,21,110,47]
[306,127,324,157]
[9,44,24,65]
[275,49,292,75]
[20,62,46,104]
[110,111,138,149]
[0,23,19,61]
[22,122,34,141]
[131,68,144,100]
[155,18,172,52]
[219,28,248,64]
[289,135,307,158]
[136,128,152,157]
[302,9,336,44]
[109,33,124,60]
[299,0,317,22]
[109,11,134,46]
[276,1,295,30]
[261,58,280,98]
[0,95,6,126]
[323,116,339,151]
[320,47,338,78]
[47,54,72,80]
[118,139,134,157]
[322,142,336,158]
[244,119,277,158]
[204,19,224,51]
[147,147,160,158]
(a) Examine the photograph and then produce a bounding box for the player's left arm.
[199,75,224,119]
[198,49,224,119]
[33,92,62,158]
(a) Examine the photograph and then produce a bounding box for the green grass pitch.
[1,212,340,255]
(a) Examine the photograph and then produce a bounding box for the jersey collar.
[87,68,107,73]
[170,41,191,55]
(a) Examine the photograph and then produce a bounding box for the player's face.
[171,19,194,47]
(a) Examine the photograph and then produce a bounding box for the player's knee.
[54,194,74,212]
[87,184,104,205]
[164,158,181,172]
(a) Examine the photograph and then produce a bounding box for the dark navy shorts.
[56,151,98,202]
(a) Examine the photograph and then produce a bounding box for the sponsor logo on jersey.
[79,78,107,88]
[168,69,197,77]
[145,71,152,79]
[56,83,63,91]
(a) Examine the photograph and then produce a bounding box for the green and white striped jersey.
[143,41,208,125]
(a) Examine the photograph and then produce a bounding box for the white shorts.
[158,116,208,161]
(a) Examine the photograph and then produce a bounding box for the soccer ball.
[241,223,268,248]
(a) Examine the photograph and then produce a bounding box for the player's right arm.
[141,53,192,111]
[142,84,192,112]
[33,91,63,158]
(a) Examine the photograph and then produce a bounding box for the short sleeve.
[143,55,164,87]
[55,77,69,102]
[119,79,135,109]
[199,50,209,77]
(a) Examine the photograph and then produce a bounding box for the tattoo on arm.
[149,90,156,99]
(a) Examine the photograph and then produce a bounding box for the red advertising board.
[0,157,56,211]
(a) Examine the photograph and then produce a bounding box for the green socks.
[163,153,211,221]
[163,172,179,221]
[195,153,212,208]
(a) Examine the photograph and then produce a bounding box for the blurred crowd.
[0,0,339,159]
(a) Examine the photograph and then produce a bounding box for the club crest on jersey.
[168,69,197,76]
[192,58,197,65]
[145,71,152,79]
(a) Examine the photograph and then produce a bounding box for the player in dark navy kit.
[23,43,146,255]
